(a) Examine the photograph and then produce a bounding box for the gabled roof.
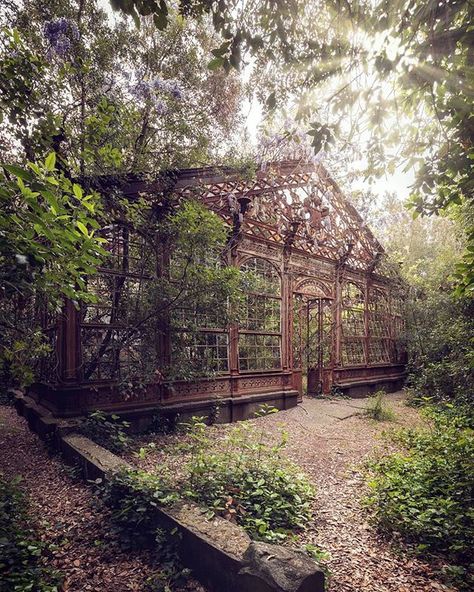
[90,160,393,276]
[172,160,387,274]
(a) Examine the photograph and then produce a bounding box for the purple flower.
[152,78,183,100]
[131,75,184,106]
[132,80,152,100]
[43,17,79,59]
[154,100,168,115]
[151,78,167,92]
[167,81,183,100]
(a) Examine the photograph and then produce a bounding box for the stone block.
[238,542,325,592]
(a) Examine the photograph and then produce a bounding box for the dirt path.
[254,392,454,592]
[0,405,203,592]
[130,390,455,592]
[1,395,455,592]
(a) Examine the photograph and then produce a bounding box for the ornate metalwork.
[33,160,407,413]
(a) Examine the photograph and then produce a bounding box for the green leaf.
[208,56,224,70]
[76,221,89,237]
[45,152,56,172]
[72,183,83,199]
[3,164,34,182]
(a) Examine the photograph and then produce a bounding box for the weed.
[366,409,474,590]
[179,405,315,542]
[133,442,157,460]
[79,410,130,453]
[363,390,396,422]
[0,474,63,591]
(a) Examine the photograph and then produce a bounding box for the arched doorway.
[293,280,333,396]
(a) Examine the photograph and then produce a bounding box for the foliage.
[147,411,181,435]
[0,155,106,303]
[1,2,243,174]
[103,472,190,590]
[0,0,245,390]
[143,529,191,592]
[79,410,131,454]
[364,193,473,408]
[0,156,106,390]
[112,0,474,292]
[179,408,315,542]
[363,390,396,422]
[81,197,242,387]
[406,292,473,406]
[133,442,157,461]
[102,468,180,548]
[105,406,314,544]
[0,474,62,592]
[366,408,474,589]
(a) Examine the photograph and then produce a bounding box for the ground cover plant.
[79,410,131,453]
[0,474,62,592]
[104,406,315,547]
[366,407,474,590]
[179,408,315,542]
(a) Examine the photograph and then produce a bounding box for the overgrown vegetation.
[79,410,130,454]
[180,409,315,542]
[366,408,474,589]
[104,406,315,545]
[407,293,474,408]
[143,529,191,592]
[0,475,62,592]
[0,0,245,393]
[363,390,396,422]
[363,190,473,591]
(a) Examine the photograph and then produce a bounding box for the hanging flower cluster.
[258,122,324,166]
[43,17,79,60]
[131,76,184,114]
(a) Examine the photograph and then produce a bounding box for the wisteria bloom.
[154,100,168,116]
[132,80,153,101]
[43,17,79,60]
[133,76,183,105]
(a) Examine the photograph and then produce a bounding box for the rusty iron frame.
[32,160,407,416]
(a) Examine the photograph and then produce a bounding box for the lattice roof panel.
[170,160,387,275]
[91,160,389,276]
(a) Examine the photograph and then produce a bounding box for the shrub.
[363,390,396,422]
[102,468,179,547]
[147,410,181,435]
[143,529,191,592]
[0,475,62,592]
[104,406,315,545]
[179,409,315,542]
[366,409,474,589]
[407,292,474,407]
[79,410,130,453]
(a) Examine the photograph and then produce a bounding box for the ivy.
[366,408,474,590]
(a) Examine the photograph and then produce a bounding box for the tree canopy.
[110,0,473,293]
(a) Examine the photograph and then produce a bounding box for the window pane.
[240,257,281,295]
[369,339,391,364]
[171,331,229,374]
[238,334,281,370]
[341,339,365,365]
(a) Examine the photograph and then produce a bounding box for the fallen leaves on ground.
[128,391,457,592]
[0,406,205,592]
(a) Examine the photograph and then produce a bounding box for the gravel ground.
[0,405,204,592]
[127,391,457,592]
